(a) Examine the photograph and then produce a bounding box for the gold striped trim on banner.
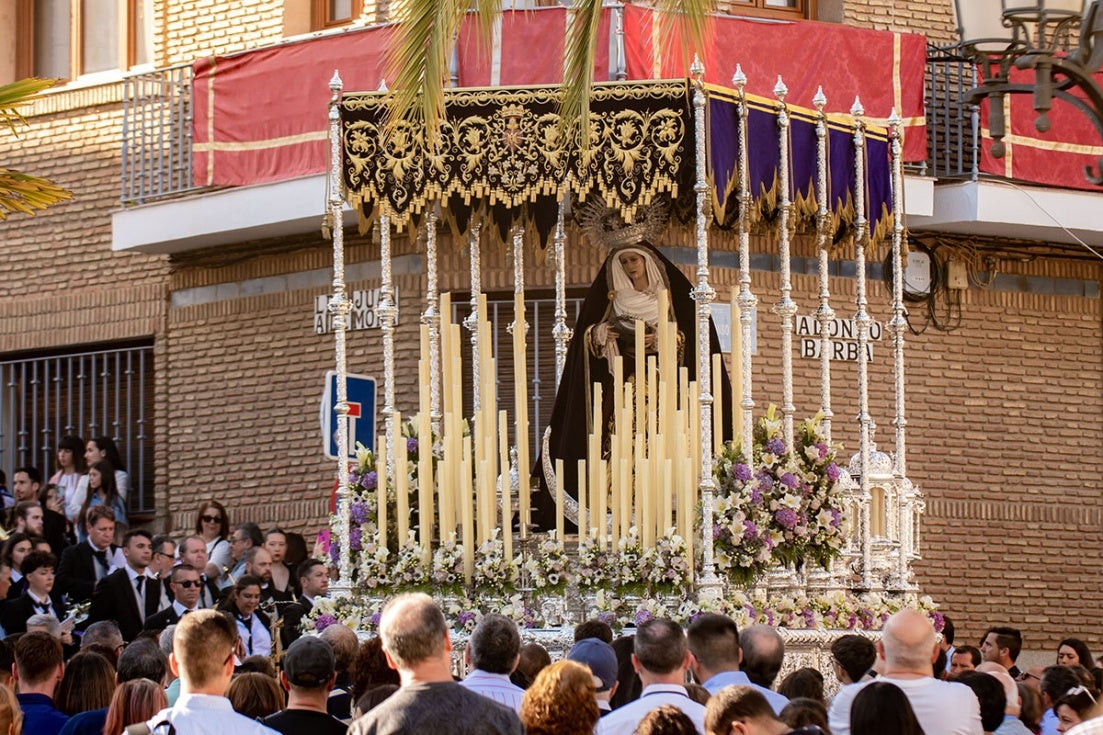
[206,58,216,187]
[893,32,902,117]
[192,130,329,153]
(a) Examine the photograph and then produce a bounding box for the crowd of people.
[0,442,1101,735]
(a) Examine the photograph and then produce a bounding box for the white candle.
[395,411,409,543]
[376,439,388,551]
[499,410,511,561]
[555,459,565,544]
[461,436,474,583]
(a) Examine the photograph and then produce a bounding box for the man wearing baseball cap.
[569,637,620,717]
[264,637,348,735]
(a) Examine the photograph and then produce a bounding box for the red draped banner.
[192,7,927,188]
[977,66,1103,189]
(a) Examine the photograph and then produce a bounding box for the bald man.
[828,609,983,735]
[348,593,522,735]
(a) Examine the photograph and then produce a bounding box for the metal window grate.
[0,345,156,515]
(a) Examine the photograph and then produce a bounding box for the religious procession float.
[304,8,941,662]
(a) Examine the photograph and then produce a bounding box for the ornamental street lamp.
[953,0,1103,183]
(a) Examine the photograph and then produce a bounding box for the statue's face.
[619,251,648,285]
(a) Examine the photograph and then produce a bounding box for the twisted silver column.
[772,77,798,453]
[734,66,757,466]
[888,111,914,590]
[552,197,572,389]
[813,88,835,445]
[422,209,442,439]
[464,223,483,414]
[691,57,720,597]
[850,98,873,590]
[326,72,353,596]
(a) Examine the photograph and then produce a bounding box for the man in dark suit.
[143,563,202,633]
[280,558,329,649]
[1,550,67,635]
[88,528,162,642]
[178,535,222,609]
[56,505,118,603]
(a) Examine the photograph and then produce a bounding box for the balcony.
[112,9,1103,254]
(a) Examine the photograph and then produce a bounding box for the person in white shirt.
[460,613,526,713]
[598,618,707,735]
[144,608,279,735]
[828,608,983,735]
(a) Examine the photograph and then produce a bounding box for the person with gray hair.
[348,593,522,735]
[159,624,183,707]
[26,613,62,639]
[460,613,525,712]
[739,624,786,691]
[828,609,983,735]
[81,619,124,653]
[597,618,706,735]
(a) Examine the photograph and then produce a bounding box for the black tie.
[93,550,108,576]
[135,577,145,593]
[33,601,50,613]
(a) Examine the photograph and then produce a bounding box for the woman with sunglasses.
[194,500,232,581]
[219,574,272,659]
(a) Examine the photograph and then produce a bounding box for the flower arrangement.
[303,585,939,636]
[304,595,385,634]
[390,532,431,589]
[430,533,466,595]
[522,533,570,593]
[471,529,519,596]
[576,537,617,590]
[613,529,645,593]
[641,531,691,593]
[712,405,846,583]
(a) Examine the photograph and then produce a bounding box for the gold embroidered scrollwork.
[340,80,692,232]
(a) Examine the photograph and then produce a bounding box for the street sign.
[321,371,376,460]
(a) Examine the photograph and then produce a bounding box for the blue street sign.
[321,371,376,460]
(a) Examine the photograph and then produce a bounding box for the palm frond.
[0,169,73,221]
[384,0,480,140]
[560,0,604,151]
[653,0,715,78]
[0,78,59,135]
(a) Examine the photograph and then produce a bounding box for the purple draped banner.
[707,85,893,245]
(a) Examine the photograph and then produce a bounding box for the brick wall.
[163,0,287,65]
[0,88,169,354]
[843,0,956,44]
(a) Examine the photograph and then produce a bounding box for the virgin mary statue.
[531,227,732,532]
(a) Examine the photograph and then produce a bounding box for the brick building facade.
[2,1,1101,652]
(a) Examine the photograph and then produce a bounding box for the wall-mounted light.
[953,0,1103,184]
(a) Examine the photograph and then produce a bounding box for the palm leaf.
[652,0,715,79]
[559,0,603,152]
[0,169,73,221]
[0,77,59,135]
[383,1,714,150]
[384,0,475,139]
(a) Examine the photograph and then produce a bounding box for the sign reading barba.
[795,314,883,362]
[314,287,400,335]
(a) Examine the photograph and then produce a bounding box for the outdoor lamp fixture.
[953,0,1103,184]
